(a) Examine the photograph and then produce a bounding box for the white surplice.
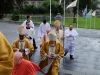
[21,20,34,29]
[26,28,35,44]
[64,29,78,55]
[37,23,51,38]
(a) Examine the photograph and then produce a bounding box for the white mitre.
[18,26,26,35]
[48,30,57,41]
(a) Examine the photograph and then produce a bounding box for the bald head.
[14,52,22,64]
[46,28,51,34]
[69,24,73,30]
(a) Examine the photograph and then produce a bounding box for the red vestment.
[40,34,46,47]
[12,59,40,75]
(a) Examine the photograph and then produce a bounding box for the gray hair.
[19,52,23,58]
[14,51,23,58]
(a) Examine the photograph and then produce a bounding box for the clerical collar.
[27,20,30,22]
[26,27,30,29]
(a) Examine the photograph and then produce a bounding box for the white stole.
[19,41,25,49]
[48,46,55,64]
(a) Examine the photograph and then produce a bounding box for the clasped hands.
[25,36,30,39]
[19,49,25,52]
[46,55,57,59]
[69,34,73,37]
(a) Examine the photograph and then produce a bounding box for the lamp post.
[77,0,79,28]
[50,0,51,24]
[63,0,65,26]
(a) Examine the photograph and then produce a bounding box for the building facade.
[23,0,44,7]
[23,0,72,7]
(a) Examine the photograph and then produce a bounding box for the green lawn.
[19,17,100,29]
[50,17,100,29]
[4,16,99,29]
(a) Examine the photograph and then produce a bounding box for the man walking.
[21,15,34,29]
[39,30,64,75]
[38,18,51,39]
[64,24,78,59]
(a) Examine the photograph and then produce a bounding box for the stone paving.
[0,22,100,75]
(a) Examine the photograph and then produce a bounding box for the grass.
[42,17,100,29]
[5,16,100,29]
[51,17,100,29]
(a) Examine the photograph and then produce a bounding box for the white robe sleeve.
[30,20,34,29]
[48,23,51,29]
[30,29,35,38]
[21,20,27,28]
[73,30,79,39]
[25,48,30,55]
[37,24,42,38]
[64,30,70,38]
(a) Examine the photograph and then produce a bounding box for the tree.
[72,0,99,23]
[22,4,36,14]
[13,0,23,10]
[72,0,77,23]
[0,0,13,19]
[79,0,99,13]
[38,0,63,15]
[91,0,100,10]
[73,7,77,23]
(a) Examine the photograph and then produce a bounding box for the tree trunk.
[73,7,77,23]
[0,14,3,19]
[73,13,76,23]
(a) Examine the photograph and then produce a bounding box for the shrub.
[11,9,19,21]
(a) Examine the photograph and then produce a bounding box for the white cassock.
[64,29,79,55]
[38,23,51,38]
[26,28,35,44]
[21,20,34,29]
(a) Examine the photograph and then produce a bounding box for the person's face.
[19,35,24,40]
[28,16,31,21]
[26,22,30,28]
[43,20,46,24]
[69,25,73,30]
[55,26,60,31]
[49,41,55,46]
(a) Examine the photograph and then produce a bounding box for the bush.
[22,4,37,14]
[11,9,19,21]
[17,0,64,15]
[37,0,63,16]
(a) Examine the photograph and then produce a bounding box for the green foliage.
[38,6,48,14]
[91,0,100,10]
[0,0,13,19]
[38,0,63,16]
[64,17,100,29]
[79,0,99,12]
[22,4,36,14]
[11,9,19,21]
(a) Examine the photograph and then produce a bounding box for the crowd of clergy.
[0,15,78,75]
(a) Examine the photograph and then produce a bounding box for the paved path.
[0,22,100,75]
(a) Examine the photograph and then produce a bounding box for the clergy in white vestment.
[25,21,38,49]
[52,20,64,46]
[37,19,51,39]
[64,24,79,59]
[21,15,34,29]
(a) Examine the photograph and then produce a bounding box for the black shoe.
[70,55,74,59]
[35,47,38,49]
[64,51,68,56]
